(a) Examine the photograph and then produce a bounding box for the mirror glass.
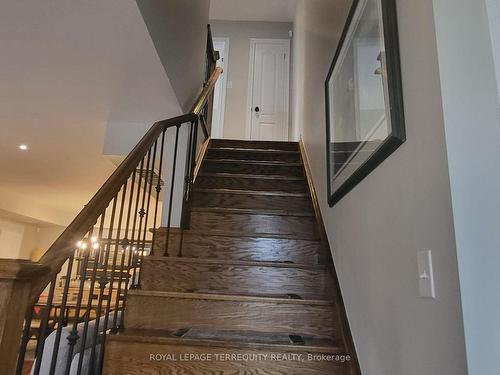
[327,0,392,193]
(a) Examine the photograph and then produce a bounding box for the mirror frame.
[325,0,406,206]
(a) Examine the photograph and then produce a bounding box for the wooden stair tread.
[190,211,317,237]
[209,147,300,154]
[190,206,315,217]
[205,159,302,167]
[202,158,304,176]
[183,229,319,241]
[128,290,333,306]
[192,190,313,213]
[208,149,303,166]
[111,328,344,353]
[154,227,321,242]
[210,139,299,151]
[194,188,308,197]
[196,175,308,194]
[141,256,333,299]
[126,291,339,338]
[145,256,327,270]
[151,230,323,264]
[198,172,305,181]
[140,288,328,301]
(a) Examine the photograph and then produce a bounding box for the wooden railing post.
[0,259,50,375]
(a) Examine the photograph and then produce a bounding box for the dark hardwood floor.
[104,139,359,375]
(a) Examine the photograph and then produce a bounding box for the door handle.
[254,106,260,113]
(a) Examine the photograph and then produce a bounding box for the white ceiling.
[0,0,181,226]
[209,0,298,22]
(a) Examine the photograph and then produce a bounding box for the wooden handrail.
[191,67,222,115]
[35,66,223,297]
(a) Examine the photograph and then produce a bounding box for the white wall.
[432,0,500,373]
[210,21,292,139]
[0,218,64,260]
[0,219,26,259]
[137,0,211,113]
[132,0,212,227]
[0,187,75,227]
[292,0,468,374]
[103,121,162,157]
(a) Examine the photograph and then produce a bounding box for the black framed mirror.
[325,0,405,206]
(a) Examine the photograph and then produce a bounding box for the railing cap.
[0,259,51,280]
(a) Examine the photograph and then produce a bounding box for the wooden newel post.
[0,259,50,375]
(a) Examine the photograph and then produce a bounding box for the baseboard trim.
[298,139,362,375]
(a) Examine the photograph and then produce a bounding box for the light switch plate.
[417,250,436,298]
[227,81,233,89]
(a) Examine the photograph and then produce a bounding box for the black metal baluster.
[88,196,118,373]
[191,118,199,177]
[181,118,200,257]
[48,254,76,374]
[146,138,161,258]
[32,277,57,375]
[75,212,106,375]
[133,148,152,288]
[164,124,181,256]
[178,120,196,257]
[115,171,138,330]
[183,120,196,216]
[112,172,136,331]
[96,180,129,373]
[63,231,93,374]
[110,238,127,333]
[187,121,199,211]
[199,111,209,139]
[151,130,166,255]
[136,142,157,289]
[15,305,34,375]
[119,244,134,331]
[129,158,145,288]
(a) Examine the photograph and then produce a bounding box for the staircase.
[103,139,360,374]
[3,27,362,375]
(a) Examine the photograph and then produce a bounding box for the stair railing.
[0,25,221,375]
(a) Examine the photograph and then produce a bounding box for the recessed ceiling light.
[18,144,28,150]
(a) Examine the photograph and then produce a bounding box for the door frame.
[212,37,230,139]
[245,38,291,140]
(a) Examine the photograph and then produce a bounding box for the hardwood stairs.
[104,139,359,374]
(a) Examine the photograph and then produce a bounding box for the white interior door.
[248,39,290,141]
[212,38,228,139]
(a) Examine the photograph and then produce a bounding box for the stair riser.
[141,260,330,300]
[153,232,322,264]
[192,192,313,212]
[190,212,319,240]
[104,340,350,375]
[196,175,307,193]
[202,161,304,177]
[126,294,337,339]
[207,149,301,162]
[210,139,299,151]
